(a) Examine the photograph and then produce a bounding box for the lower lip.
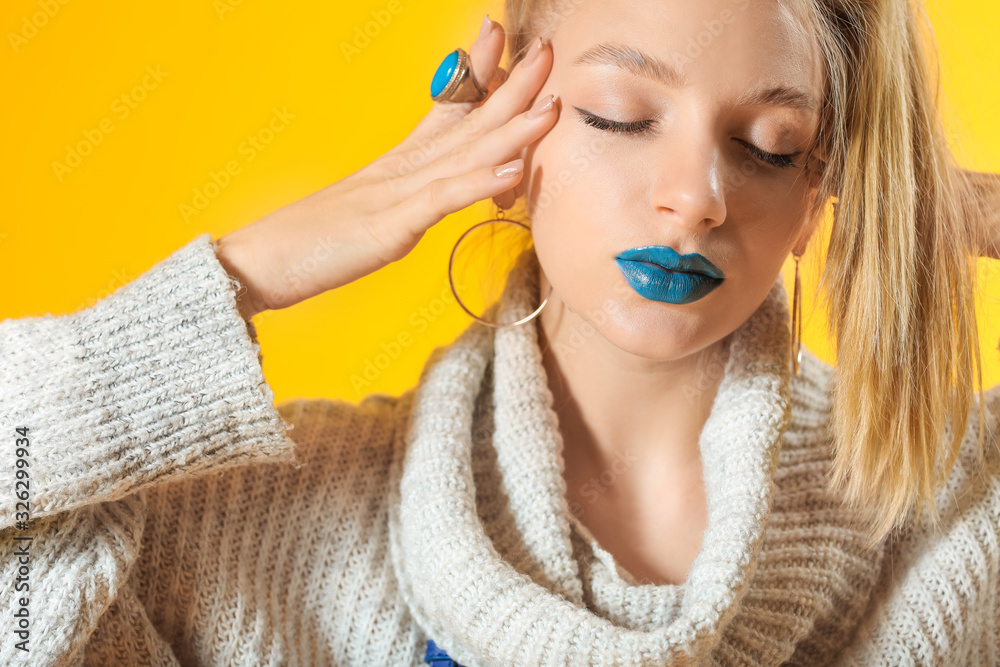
[615,259,723,304]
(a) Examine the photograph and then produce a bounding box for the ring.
[430,47,488,104]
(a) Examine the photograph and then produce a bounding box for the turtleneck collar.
[386,249,878,666]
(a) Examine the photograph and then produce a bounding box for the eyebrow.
[572,42,819,112]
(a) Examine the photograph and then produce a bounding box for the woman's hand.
[961,168,1000,260]
[214,18,557,320]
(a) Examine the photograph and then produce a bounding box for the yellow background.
[2,0,999,405]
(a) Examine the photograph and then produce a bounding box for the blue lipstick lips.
[615,246,724,305]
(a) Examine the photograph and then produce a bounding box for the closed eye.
[732,138,801,169]
[574,107,656,135]
[573,107,802,169]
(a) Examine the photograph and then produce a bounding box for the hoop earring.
[790,250,803,375]
[448,203,553,328]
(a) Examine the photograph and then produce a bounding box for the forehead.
[552,0,824,103]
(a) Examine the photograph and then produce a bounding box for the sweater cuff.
[0,233,300,527]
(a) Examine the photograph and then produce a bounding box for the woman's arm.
[0,20,557,662]
[0,234,298,530]
[0,234,298,665]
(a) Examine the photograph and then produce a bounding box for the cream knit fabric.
[1,232,998,666]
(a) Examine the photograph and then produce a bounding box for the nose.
[649,129,727,232]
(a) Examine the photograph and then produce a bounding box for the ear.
[796,209,822,254]
[794,189,830,256]
[792,149,831,254]
[804,149,827,188]
[491,187,520,210]
[792,187,825,257]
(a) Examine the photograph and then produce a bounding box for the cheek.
[525,124,611,245]
[527,159,599,293]
[526,121,812,318]
[719,194,810,305]
[725,166,814,248]
[525,132,627,313]
[527,130,634,243]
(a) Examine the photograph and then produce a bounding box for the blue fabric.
[424,638,466,666]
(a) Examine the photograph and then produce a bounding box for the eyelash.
[574,108,802,169]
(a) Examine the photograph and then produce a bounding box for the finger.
[470,38,552,134]
[384,159,526,243]
[403,38,552,164]
[468,17,505,96]
[391,94,559,201]
[388,19,506,156]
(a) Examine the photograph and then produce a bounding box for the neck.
[535,276,730,503]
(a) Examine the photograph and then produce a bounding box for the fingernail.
[475,14,493,47]
[522,37,546,67]
[526,93,557,119]
[494,159,523,178]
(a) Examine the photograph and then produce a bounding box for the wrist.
[214,233,267,320]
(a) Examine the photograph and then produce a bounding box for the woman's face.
[520,0,826,360]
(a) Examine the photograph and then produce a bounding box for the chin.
[594,306,716,362]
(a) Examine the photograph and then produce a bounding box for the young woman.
[3,0,1000,664]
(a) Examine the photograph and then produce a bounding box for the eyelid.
[573,106,657,133]
[575,107,803,168]
[734,138,803,168]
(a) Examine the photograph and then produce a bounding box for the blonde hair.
[503,0,993,551]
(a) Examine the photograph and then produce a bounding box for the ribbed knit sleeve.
[0,233,300,665]
[0,233,299,526]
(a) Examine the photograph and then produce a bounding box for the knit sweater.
[0,233,998,667]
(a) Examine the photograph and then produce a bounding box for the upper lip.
[616,245,725,280]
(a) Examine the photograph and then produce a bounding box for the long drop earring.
[791,250,803,375]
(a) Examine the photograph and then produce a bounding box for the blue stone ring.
[430,47,488,104]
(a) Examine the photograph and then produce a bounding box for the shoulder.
[832,381,1000,664]
[786,344,1000,539]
